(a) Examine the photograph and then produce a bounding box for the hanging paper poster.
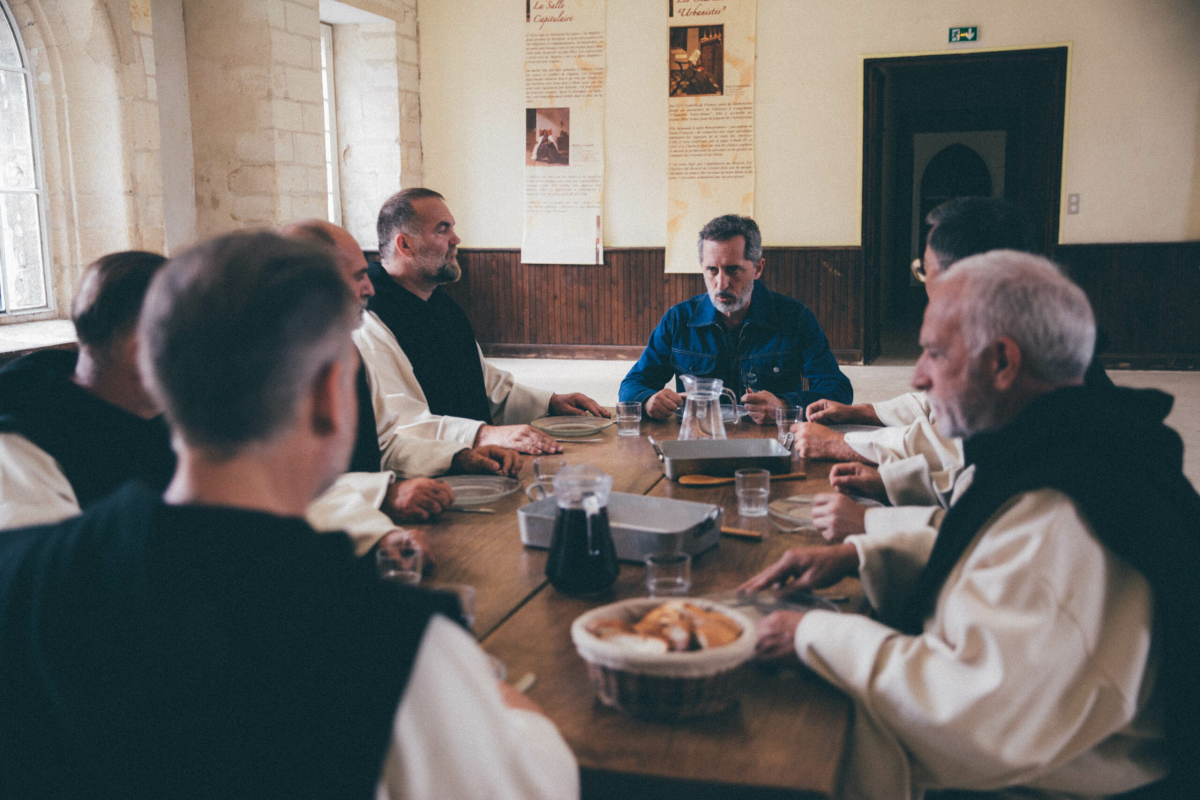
[665,0,756,273]
[522,0,606,265]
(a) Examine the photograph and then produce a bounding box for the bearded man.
[619,214,851,422]
[355,188,608,456]
[741,251,1194,799]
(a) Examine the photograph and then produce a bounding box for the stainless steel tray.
[649,436,793,480]
[518,492,722,563]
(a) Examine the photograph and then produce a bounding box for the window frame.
[0,0,54,322]
[319,23,342,227]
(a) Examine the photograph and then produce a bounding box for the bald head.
[282,220,374,313]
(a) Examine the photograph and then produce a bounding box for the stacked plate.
[439,475,522,505]
[529,416,615,438]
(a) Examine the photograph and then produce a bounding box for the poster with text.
[522,0,606,265]
[665,0,756,273]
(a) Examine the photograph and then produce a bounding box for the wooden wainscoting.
[1053,242,1200,370]
[439,247,865,363]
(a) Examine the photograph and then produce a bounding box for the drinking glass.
[741,365,759,394]
[775,406,802,446]
[527,455,568,500]
[377,541,423,585]
[735,468,770,517]
[616,401,642,437]
[644,551,691,597]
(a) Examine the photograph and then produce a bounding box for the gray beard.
[932,394,1001,440]
[710,286,751,316]
[432,257,462,285]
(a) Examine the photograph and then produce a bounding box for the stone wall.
[9,0,165,316]
[330,0,422,249]
[0,0,426,326]
[184,0,327,236]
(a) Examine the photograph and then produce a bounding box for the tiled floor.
[495,358,1200,489]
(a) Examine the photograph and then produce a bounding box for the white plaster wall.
[420,0,1200,248]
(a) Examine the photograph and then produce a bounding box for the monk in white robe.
[742,252,1188,799]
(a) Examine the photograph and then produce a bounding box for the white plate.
[826,423,888,435]
[529,416,616,437]
[440,475,522,505]
[768,493,882,527]
[768,495,816,526]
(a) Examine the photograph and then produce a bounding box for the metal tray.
[649,436,793,480]
[518,492,722,563]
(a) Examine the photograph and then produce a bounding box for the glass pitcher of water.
[678,374,738,441]
[545,464,619,596]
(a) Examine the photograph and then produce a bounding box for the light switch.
[1067,194,1080,215]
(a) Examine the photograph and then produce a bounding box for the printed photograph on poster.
[669,25,723,97]
[526,108,570,167]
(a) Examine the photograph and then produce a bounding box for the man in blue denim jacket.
[620,215,853,423]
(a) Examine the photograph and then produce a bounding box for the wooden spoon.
[677,470,807,486]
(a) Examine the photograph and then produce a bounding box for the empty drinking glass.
[736,468,770,517]
[377,541,423,585]
[775,406,801,446]
[616,401,642,436]
[644,551,692,597]
[527,455,568,500]
[741,365,759,394]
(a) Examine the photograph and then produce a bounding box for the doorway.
[861,47,1068,362]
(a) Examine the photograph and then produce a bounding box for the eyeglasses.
[910,258,927,284]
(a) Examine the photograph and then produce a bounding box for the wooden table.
[413,415,854,799]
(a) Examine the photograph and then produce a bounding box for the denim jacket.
[618,281,853,410]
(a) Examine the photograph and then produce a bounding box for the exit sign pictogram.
[949,26,978,43]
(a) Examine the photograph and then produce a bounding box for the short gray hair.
[939,250,1095,385]
[139,231,357,456]
[697,215,763,263]
[377,187,445,261]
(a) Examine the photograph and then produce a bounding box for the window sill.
[0,319,76,359]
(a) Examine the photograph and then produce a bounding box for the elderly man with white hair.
[741,251,1197,799]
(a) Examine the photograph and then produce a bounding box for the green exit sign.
[949,26,978,42]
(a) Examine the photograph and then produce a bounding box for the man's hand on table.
[804,399,883,426]
[548,392,611,418]
[644,388,684,420]
[384,478,455,523]
[790,422,871,462]
[828,462,887,503]
[377,527,436,571]
[754,611,807,662]
[475,424,562,455]
[452,445,524,476]
[811,493,868,542]
[741,543,860,663]
[737,542,859,595]
[741,390,787,424]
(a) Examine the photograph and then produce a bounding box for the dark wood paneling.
[1052,241,1200,368]
[439,247,865,363]
[0,341,76,368]
[399,240,1200,368]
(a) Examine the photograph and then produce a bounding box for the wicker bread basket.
[571,598,756,720]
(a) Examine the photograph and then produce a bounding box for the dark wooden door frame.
[860,47,1069,363]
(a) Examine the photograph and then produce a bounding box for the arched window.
[0,0,50,316]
